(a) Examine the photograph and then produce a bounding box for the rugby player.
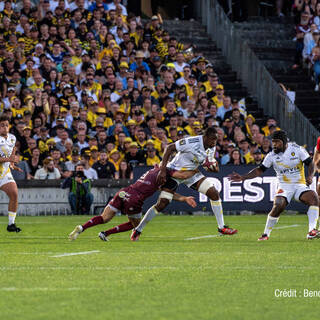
[68,165,197,241]
[131,127,237,241]
[0,115,22,232]
[229,130,319,240]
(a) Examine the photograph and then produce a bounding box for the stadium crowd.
[292,0,320,91]
[0,0,281,183]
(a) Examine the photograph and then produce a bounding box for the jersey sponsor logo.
[277,189,284,194]
[188,137,200,143]
[179,139,186,145]
[291,152,295,157]
[119,191,127,199]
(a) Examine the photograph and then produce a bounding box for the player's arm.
[313,148,320,171]
[228,166,265,182]
[304,157,315,186]
[0,147,16,163]
[157,143,177,185]
[173,192,197,208]
[171,169,199,179]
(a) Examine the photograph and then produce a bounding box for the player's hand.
[156,168,167,185]
[306,176,313,186]
[228,172,243,182]
[185,196,197,208]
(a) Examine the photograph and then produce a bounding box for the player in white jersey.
[229,130,319,240]
[131,127,237,241]
[0,115,22,232]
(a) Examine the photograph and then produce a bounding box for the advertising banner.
[133,166,318,214]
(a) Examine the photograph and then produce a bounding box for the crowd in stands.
[0,0,282,184]
[291,0,320,91]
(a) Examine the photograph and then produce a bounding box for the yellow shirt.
[146,155,161,166]
[212,95,224,108]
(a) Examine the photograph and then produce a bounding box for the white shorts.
[276,184,311,203]
[172,172,205,188]
[0,172,15,188]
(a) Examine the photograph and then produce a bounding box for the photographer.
[61,164,94,215]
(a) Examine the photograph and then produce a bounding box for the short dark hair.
[0,114,10,123]
[204,127,217,137]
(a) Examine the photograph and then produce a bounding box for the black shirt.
[92,161,116,179]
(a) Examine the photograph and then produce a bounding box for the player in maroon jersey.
[313,136,320,198]
[68,165,197,241]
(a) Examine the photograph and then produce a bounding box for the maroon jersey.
[108,167,161,215]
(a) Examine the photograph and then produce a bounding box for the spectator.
[12,150,31,180]
[80,154,98,180]
[92,149,116,179]
[61,164,94,215]
[115,160,134,179]
[34,157,61,180]
[227,148,244,165]
[249,149,264,165]
[65,149,81,172]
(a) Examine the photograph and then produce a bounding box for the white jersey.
[167,135,215,171]
[0,133,16,179]
[262,142,310,185]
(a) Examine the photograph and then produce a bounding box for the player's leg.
[0,181,21,232]
[99,214,141,241]
[131,191,172,241]
[68,205,117,241]
[299,190,320,239]
[259,196,287,241]
[131,176,178,241]
[194,177,237,235]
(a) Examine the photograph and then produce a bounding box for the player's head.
[271,130,288,153]
[0,114,10,137]
[203,127,218,148]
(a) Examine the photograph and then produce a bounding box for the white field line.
[0,265,313,271]
[0,287,97,291]
[273,224,301,230]
[185,235,220,240]
[51,250,100,258]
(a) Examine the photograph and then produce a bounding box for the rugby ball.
[202,156,218,172]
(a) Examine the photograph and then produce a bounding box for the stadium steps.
[234,16,320,129]
[163,19,268,124]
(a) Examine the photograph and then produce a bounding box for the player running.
[312,136,320,201]
[68,165,197,241]
[229,130,319,240]
[0,115,22,232]
[131,127,237,241]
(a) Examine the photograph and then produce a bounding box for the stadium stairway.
[163,19,267,126]
[233,16,320,130]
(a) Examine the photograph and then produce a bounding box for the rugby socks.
[105,222,134,236]
[307,206,319,232]
[82,216,104,231]
[8,211,16,225]
[263,215,279,236]
[135,206,158,233]
[210,200,225,229]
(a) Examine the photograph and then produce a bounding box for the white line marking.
[0,265,313,271]
[51,250,100,258]
[0,287,96,291]
[273,224,300,230]
[185,235,219,240]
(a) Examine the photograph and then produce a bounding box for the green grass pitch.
[0,214,319,320]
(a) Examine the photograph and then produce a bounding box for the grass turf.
[0,214,319,320]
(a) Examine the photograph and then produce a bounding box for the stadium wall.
[1,167,317,216]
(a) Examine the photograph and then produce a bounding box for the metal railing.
[193,0,319,148]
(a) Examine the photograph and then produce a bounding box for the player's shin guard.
[210,200,225,229]
[307,205,319,232]
[263,215,279,237]
[135,206,158,233]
